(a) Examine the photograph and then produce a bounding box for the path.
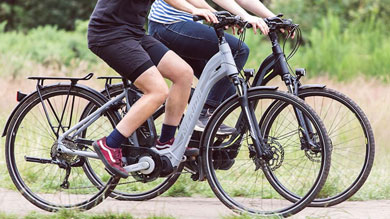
[1,188,389,218]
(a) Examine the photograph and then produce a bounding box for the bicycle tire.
[5,84,120,212]
[82,83,183,201]
[201,88,331,217]
[262,87,374,207]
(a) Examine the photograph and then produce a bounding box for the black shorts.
[90,35,169,82]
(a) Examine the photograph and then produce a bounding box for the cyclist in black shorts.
[88,0,218,178]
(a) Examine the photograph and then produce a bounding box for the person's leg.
[90,39,171,178]
[142,36,193,144]
[157,51,193,123]
[116,67,169,137]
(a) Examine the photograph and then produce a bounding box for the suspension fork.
[284,75,318,149]
[269,31,318,149]
[231,76,266,158]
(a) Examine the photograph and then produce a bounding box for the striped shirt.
[149,0,193,24]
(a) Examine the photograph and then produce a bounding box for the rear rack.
[28,73,94,86]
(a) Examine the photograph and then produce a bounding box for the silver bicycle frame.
[57,39,238,171]
[158,42,238,167]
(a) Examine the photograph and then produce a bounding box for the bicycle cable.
[282,25,302,76]
[234,22,249,79]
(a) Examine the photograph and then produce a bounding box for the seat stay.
[57,91,126,152]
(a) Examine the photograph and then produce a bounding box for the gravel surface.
[1,188,390,218]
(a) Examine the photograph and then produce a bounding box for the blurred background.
[0,0,389,209]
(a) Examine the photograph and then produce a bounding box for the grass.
[0,210,176,219]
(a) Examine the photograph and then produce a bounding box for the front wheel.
[201,89,331,217]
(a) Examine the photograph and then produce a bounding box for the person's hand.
[280,28,296,39]
[243,15,269,35]
[192,8,218,24]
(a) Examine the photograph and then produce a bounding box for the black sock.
[159,124,177,143]
[106,128,127,148]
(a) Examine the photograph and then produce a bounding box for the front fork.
[284,74,318,150]
[232,76,267,159]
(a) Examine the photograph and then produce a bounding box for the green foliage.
[0,20,97,78]
[270,0,390,32]
[245,14,390,81]
[0,0,96,31]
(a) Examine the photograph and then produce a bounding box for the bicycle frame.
[251,31,319,149]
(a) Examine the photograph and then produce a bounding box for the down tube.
[166,53,229,167]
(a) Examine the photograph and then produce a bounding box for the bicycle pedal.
[184,148,199,157]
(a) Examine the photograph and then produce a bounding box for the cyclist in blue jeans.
[149,0,277,135]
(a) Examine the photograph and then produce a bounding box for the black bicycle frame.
[251,30,318,149]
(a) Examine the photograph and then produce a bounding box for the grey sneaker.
[194,109,236,135]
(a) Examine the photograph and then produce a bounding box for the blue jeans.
[148,21,249,110]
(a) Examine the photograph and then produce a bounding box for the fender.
[2,82,110,137]
[299,84,326,90]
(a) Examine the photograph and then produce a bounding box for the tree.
[0,0,97,31]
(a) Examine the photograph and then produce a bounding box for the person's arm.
[164,0,218,23]
[212,0,269,34]
[235,0,275,18]
[187,0,216,12]
[235,0,294,38]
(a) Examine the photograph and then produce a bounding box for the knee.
[155,86,169,104]
[144,83,169,105]
[174,64,194,87]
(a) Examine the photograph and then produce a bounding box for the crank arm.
[123,161,150,173]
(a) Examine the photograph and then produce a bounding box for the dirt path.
[1,188,390,219]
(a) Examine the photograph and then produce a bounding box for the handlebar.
[264,14,297,30]
[193,11,251,30]
[193,11,297,31]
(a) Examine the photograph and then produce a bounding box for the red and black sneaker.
[93,137,128,178]
[156,138,199,157]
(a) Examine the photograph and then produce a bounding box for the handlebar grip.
[193,15,203,22]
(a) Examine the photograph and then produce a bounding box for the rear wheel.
[299,88,374,206]
[261,87,374,207]
[201,89,331,217]
[5,85,119,211]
